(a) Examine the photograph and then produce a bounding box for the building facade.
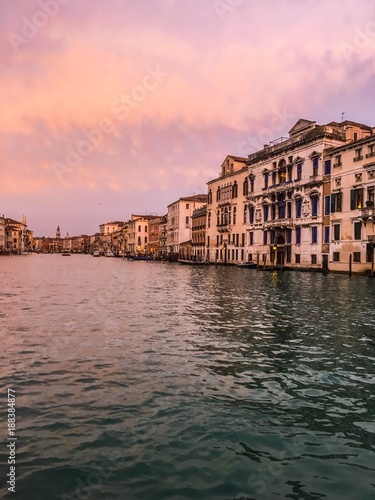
[167,195,207,257]
[191,205,207,261]
[327,131,375,273]
[0,215,5,253]
[206,155,248,264]
[243,119,372,270]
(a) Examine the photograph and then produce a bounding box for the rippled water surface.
[0,254,374,499]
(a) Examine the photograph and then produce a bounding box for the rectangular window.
[324,195,331,215]
[185,216,189,225]
[263,231,268,245]
[324,160,331,175]
[296,163,302,180]
[354,221,362,240]
[312,226,318,244]
[368,186,375,205]
[312,157,319,176]
[216,235,219,247]
[249,253,253,262]
[278,202,285,219]
[333,252,340,262]
[354,147,362,161]
[207,236,210,248]
[287,201,292,218]
[186,203,189,209]
[241,233,245,247]
[270,231,275,244]
[263,204,269,222]
[249,231,254,245]
[311,196,318,217]
[295,253,301,263]
[311,254,317,264]
[350,188,364,210]
[324,226,330,243]
[331,192,342,213]
[295,226,301,244]
[334,154,342,167]
[249,207,254,224]
[353,252,361,263]
[296,199,302,218]
[264,173,269,189]
[333,224,340,241]
[286,228,292,244]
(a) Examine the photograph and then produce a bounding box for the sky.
[1,0,375,237]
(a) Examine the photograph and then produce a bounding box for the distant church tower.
[56,225,61,239]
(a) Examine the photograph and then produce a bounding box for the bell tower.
[56,225,61,239]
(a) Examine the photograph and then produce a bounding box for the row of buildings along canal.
[3,118,375,275]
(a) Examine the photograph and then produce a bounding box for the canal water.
[0,254,374,500]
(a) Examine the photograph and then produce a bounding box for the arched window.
[243,178,249,196]
[232,181,238,198]
[243,204,247,223]
[233,207,237,224]
[249,175,255,193]
[249,205,254,224]
[216,187,221,202]
[208,212,211,228]
[311,194,319,217]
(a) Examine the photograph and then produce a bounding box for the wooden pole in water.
[349,253,352,277]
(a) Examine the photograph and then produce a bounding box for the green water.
[0,255,374,499]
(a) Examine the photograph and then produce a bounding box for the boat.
[237,261,256,268]
[62,250,71,256]
[93,250,100,257]
[105,251,115,257]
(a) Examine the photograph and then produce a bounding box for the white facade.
[206,155,248,263]
[242,119,372,269]
[167,195,207,255]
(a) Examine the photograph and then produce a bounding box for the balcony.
[264,218,294,229]
[360,207,375,219]
[366,152,375,159]
[217,223,231,233]
[353,156,364,162]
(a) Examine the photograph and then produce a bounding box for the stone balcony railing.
[360,207,375,219]
[264,218,294,229]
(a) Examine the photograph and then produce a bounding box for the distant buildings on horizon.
[1,117,375,275]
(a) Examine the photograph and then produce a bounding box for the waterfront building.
[148,216,167,258]
[166,194,208,258]
[326,131,375,273]
[206,155,248,264]
[99,221,125,253]
[158,216,168,259]
[244,119,372,270]
[0,215,5,253]
[191,205,207,261]
[127,215,159,256]
[5,217,28,253]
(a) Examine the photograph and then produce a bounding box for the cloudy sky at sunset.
[1,0,375,236]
